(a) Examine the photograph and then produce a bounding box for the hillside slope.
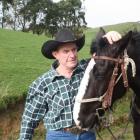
[0,22,139,139]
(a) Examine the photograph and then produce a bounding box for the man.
[19,28,121,140]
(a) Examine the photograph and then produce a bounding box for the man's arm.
[19,82,47,140]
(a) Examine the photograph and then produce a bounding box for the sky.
[84,0,140,28]
[53,0,140,28]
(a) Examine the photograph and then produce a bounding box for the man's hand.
[103,31,122,44]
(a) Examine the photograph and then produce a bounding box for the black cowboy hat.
[41,28,85,59]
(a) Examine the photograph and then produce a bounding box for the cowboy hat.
[41,28,85,59]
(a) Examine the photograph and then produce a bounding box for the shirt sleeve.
[19,79,48,140]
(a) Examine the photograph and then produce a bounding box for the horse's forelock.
[90,37,110,55]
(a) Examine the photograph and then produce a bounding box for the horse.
[73,28,140,140]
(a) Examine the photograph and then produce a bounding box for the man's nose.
[69,51,76,57]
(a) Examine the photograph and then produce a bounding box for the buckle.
[64,126,85,134]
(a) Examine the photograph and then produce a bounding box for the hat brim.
[41,35,85,59]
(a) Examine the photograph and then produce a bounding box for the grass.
[3,91,133,140]
[96,90,134,140]
[0,28,53,109]
[1,22,140,110]
[0,22,140,139]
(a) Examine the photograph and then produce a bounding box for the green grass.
[1,22,140,139]
[0,29,53,109]
[96,90,134,140]
[0,22,140,110]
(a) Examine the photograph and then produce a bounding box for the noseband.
[93,56,123,63]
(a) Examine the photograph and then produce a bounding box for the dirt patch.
[0,100,24,140]
[0,100,45,140]
[0,99,133,140]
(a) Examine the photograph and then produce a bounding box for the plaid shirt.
[19,59,89,140]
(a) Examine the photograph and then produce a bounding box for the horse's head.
[90,28,132,102]
[76,28,132,129]
[91,28,133,59]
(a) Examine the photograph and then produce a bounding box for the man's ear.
[52,51,57,59]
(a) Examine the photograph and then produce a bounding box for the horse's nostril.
[96,108,105,118]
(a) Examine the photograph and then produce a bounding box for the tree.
[0,0,87,36]
[18,0,34,32]
[1,0,8,28]
[43,0,87,36]
[18,0,52,33]
[0,0,13,28]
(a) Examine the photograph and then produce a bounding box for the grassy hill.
[0,21,140,139]
[0,22,140,110]
[0,29,52,109]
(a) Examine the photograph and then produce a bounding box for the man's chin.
[68,62,77,69]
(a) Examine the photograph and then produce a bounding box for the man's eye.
[63,50,69,53]
[73,48,76,51]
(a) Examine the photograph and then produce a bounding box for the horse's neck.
[127,43,140,103]
[112,74,126,103]
[126,38,140,97]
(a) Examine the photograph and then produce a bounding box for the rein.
[89,55,130,140]
[74,52,136,139]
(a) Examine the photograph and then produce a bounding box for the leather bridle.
[76,55,129,105]
[92,55,129,138]
[93,55,129,108]
[76,54,130,137]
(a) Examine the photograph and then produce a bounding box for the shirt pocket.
[46,88,65,113]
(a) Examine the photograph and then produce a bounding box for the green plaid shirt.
[19,59,89,140]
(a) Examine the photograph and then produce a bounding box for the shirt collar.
[48,60,85,82]
[49,60,59,79]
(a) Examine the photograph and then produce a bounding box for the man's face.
[52,43,78,70]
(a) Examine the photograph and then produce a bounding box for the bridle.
[77,55,129,107]
[93,55,129,108]
[76,54,129,130]
[91,54,136,140]
[76,52,136,139]
[91,55,129,140]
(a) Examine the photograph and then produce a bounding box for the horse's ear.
[90,28,106,54]
[96,27,106,40]
[119,31,132,51]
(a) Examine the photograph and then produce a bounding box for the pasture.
[0,22,140,139]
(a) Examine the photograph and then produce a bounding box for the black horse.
[74,28,140,140]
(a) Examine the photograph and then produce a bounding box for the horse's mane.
[132,31,140,46]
